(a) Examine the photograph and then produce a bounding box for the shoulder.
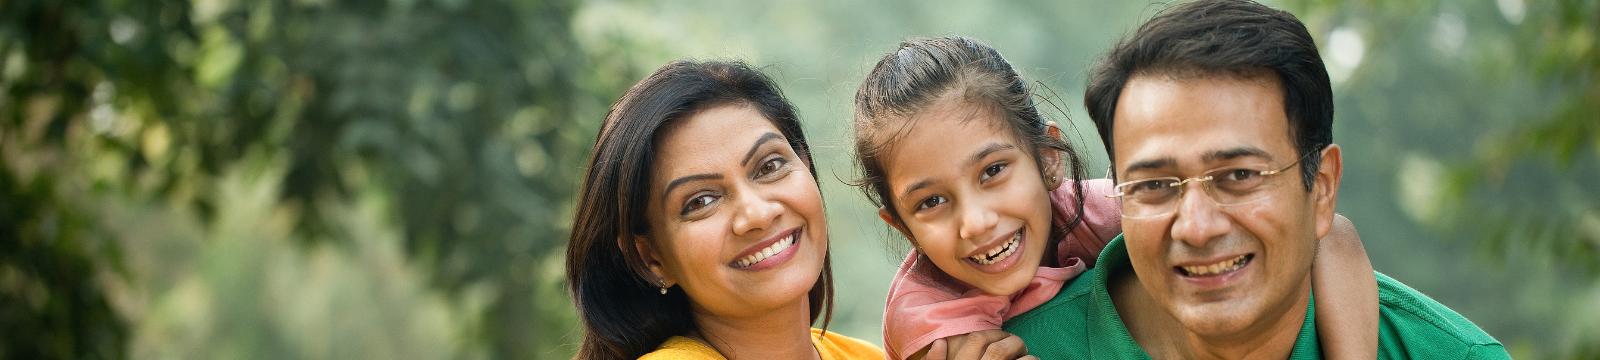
[811,329,886,360]
[638,336,726,360]
[1374,272,1511,359]
[1002,265,1097,333]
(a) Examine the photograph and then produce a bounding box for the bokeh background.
[3,0,1596,359]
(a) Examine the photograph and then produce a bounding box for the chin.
[1172,300,1263,336]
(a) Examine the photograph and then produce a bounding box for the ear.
[878,206,920,249]
[630,235,675,288]
[1311,144,1343,239]
[1041,121,1068,190]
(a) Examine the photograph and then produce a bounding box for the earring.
[658,279,669,295]
[1051,176,1059,182]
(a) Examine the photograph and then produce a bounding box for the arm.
[1311,214,1379,360]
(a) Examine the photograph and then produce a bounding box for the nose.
[1170,182,1230,247]
[731,190,782,237]
[957,198,999,243]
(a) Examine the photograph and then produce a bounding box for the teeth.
[969,232,1021,265]
[1179,254,1251,276]
[733,233,795,268]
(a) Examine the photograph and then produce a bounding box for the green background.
[3,0,1596,359]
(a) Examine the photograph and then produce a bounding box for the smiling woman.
[564,60,883,360]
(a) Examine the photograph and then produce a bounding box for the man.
[1002,1,1509,358]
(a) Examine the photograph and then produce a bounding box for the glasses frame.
[1106,151,1315,219]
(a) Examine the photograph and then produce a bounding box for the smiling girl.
[851,36,1379,360]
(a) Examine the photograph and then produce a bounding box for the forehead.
[654,105,783,174]
[1110,73,1295,170]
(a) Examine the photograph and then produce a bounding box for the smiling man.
[1002,0,1509,358]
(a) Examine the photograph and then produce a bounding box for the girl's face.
[641,104,828,320]
[880,97,1063,296]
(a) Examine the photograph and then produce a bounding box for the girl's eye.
[916,196,947,211]
[681,194,718,215]
[756,157,788,178]
[981,163,1006,181]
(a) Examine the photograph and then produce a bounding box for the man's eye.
[916,196,947,211]
[1221,168,1258,182]
[981,163,1006,181]
[682,195,717,215]
[1130,179,1170,193]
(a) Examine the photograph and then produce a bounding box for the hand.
[920,330,1036,360]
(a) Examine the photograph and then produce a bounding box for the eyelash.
[681,193,718,215]
[756,156,788,179]
[916,195,947,211]
[678,155,791,216]
[981,162,1007,181]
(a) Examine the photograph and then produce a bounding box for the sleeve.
[1050,178,1122,268]
[882,251,1011,360]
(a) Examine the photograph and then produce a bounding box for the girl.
[851,36,1378,360]
[566,60,890,360]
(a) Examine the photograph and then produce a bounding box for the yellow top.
[639,328,884,360]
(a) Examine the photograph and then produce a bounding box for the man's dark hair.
[1084,0,1333,190]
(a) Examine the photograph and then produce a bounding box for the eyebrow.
[897,143,1015,202]
[661,173,723,203]
[1120,147,1273,174]
[1201,147,1271,163]
[741,132,785,166]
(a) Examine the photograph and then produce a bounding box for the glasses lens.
[1204,164,1276,206]
[1117,178,1180,218]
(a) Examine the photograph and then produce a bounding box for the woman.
[564,60,888,360]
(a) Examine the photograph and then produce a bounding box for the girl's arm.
[1311,214,1379,360]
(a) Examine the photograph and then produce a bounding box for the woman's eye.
[981,163,1006,181]
[757,157,788,177]
[681,194,717,215]
[916,196,947,211]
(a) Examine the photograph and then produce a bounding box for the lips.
[968,232,1020,265]
[1176,254,1253,276]
[730,230,798,269]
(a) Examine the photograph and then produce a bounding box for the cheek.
[659,224,725,277]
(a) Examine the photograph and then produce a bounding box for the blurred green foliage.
[2,0,1596,359]
[1,0,637,358]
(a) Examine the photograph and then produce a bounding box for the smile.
[732,232,797,269]
[968,232,1020,265]
[1177,254,1253,276]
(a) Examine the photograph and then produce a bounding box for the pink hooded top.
[881,179,1123,360]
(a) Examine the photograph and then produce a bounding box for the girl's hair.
[852,36,1090,250]
[566,60,834,360]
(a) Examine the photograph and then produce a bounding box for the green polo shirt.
[1003,235,1510,359]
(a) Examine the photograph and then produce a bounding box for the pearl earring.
[658,279,669,295]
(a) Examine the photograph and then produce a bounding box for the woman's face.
[880,98,1061,296]
[642,104,828,320]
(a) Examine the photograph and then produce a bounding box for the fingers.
[945,330,1030,360]
[977,334,1028,360]
[923,338,948,360]
[952,332,990,360]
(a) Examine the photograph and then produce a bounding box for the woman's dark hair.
[566,60,833,360]
[852,36,1091,254]
[1084,0,1333,190]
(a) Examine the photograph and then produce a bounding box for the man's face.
[1110,73,1340,338]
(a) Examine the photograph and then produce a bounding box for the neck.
[1111,268,1312,360]
[691,298,820,360]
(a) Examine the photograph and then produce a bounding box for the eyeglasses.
[1106,152,1312,219]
